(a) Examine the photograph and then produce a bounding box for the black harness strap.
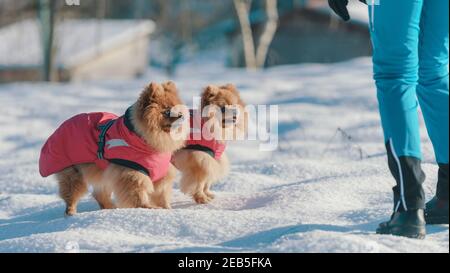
[123,107,139,135]
[96,115,151,177]
[184,110,216,158]
[184,144,215,158]
[108,158,150,176]
[97,119,116,160]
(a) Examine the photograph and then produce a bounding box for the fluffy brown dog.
[44,82,187,216]
[172,84,246,204]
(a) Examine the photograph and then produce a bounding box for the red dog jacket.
[39,108,171,182]
[183,110,227,160]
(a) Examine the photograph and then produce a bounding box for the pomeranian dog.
[172,84,246,204]
[39,81,188,216]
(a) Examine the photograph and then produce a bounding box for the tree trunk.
[233,0,257,69]
[39,0,55,81]
[256,0,278,68]
[234,0,278,70]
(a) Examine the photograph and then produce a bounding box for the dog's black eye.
[220,105,239,115]
[163,109,172,118]
[163,109,184,119]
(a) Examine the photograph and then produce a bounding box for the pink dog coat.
[39,108,171,182]
[184,110,227,160]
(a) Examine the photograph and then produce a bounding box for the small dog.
[172,84,246,204]
[39,81,188,215]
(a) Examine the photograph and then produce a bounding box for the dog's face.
[133,81,188,152]
[136,81,185,133]
[201,84,247,140]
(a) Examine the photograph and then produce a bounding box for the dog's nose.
[175,113,184,120]
[223,116,238,125]
[170,113,184,122]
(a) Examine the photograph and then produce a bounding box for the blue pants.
[369,0,449,164]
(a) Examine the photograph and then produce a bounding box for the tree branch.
[256,0,278,68]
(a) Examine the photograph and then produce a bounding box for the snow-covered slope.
[0,58,448,252]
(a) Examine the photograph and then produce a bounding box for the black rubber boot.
[425,164,449,225]
[385,140,426,212]
[376,209,426,239]
[436,164,449,200]
[377,141,427,239]
[425,197,449,224]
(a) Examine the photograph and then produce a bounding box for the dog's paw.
[193,193,212,204]
[154,202,172,209]
[140,204,163,209]
[205,191,215,200]
[64,207,76,217]
[99,204,117,210]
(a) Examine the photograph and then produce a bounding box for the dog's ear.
[222,83,245,107]
[136,82,164,112]
[204,85,219,98]
[162,81,178,94]
[148,82,165,99]
[222,84,237,92]
[201,85,219,110]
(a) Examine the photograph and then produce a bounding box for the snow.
[0,19,154,68]
[0,56,448,253]
[347,1,370,23]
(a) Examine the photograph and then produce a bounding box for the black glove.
[328,0,367,22]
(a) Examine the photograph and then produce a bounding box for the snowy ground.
[0,57,448,253]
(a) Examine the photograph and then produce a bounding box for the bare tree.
[255,0,278,68]
[234,0,257,69]
[39,0,56,81]
[233,0,279,70]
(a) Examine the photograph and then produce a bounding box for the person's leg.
[370,0,426,212]
[417,0,449,195]
[417,0,450,224]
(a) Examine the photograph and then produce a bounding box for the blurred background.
[0,0,371,82]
